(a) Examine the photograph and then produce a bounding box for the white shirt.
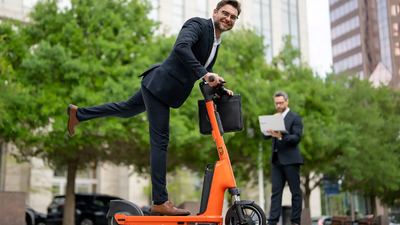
[282,108,290,119]
[200,17,221,80]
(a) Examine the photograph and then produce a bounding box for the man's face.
[274,96,289,113]
[212,4,238,32]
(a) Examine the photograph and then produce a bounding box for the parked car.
[26,204,46,225]
[312,216,332,225]
[46,193,122,225]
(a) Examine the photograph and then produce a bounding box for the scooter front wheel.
[225,201,266,225]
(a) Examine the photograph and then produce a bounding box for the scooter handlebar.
[208,75,226,86]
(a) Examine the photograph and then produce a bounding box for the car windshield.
[52,196,66,205]
[93,196,121,207]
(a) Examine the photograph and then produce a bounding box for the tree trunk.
[63,160,78,225]
[0,141,6,191]
[302,174,312,225]
[303,174,311,208]
[370,193,377,215]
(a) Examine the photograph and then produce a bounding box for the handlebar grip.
[209,75,215,82]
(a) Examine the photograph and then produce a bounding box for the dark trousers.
[269,153,302,225]
[76,85,170,202]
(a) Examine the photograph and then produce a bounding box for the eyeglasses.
[220,10,238,21]
[274,102,285,106]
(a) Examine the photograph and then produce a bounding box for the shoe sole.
[150,213,190,216]
[67,104,73,136]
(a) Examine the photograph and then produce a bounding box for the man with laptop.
[260,91,304,225]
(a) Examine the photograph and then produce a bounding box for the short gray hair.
[273,91,288,100]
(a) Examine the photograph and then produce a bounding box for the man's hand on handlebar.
[204,72,234,97]
[204,73,220,87]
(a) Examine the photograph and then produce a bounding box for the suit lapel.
[284,111,293,130]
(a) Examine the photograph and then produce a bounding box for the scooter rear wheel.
[225,202,266,225]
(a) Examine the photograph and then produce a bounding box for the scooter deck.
[114,214,223,225]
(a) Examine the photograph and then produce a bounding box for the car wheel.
[79,217,95,225]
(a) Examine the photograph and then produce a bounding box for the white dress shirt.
[200,17,221,80]
[282,107,290,119]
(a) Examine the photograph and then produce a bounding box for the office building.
[329,0,400,89]
[148,0,310,63]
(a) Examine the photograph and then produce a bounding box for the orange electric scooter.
[106,77,266,225]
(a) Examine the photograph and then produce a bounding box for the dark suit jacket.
[140,17,219,108]
[262,111,304,165]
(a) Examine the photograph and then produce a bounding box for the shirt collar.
[211,17,222,45]
[282,108,290,119]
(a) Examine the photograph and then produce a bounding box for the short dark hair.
[273,91,288,100]
[216,0,242,16]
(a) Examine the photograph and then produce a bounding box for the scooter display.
[106,77,267,225]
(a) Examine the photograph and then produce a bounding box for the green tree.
[11,0,164,224]
[333,74,400,209]
[0,20,48,161]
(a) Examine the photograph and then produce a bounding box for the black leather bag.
[198,94,243,135]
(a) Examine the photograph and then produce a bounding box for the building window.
[392,4,400,16]
[282,0,300,49]
[331,16,360,40]
[394,23,399,37]
[329,0,341,6]
[332,34,361,57]
[395,42,400,56]
[253,0,273,62]
[148,0,159,21]
[377,0,393,74]
[52,165,98,196]
[334,52,363,73]
[23,0,39,8]
[197,0,207,18]
[330,0,359,22]
[172,0,184,34]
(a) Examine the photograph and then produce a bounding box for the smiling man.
[66,0,241,216]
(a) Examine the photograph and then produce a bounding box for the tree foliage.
[1,1,400,222]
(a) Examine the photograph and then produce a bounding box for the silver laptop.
[258,114,288,136]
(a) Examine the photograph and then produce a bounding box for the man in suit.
[67,0,241,216]
[262,91,304,225]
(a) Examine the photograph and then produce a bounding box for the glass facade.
[52,167,98,195]
[332,34,361,57]
[253,0,272,62]
[148,0,160,22]
[376,0,393,73]
[331,16,360,40]
[330,0,358,23]
[334,52,363,73]
[281,0,300,49]
[392,4,400,16]
[197,0,207,18]
[329,0,341,6]
[395,42,400,56]
[172,0,184,34]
